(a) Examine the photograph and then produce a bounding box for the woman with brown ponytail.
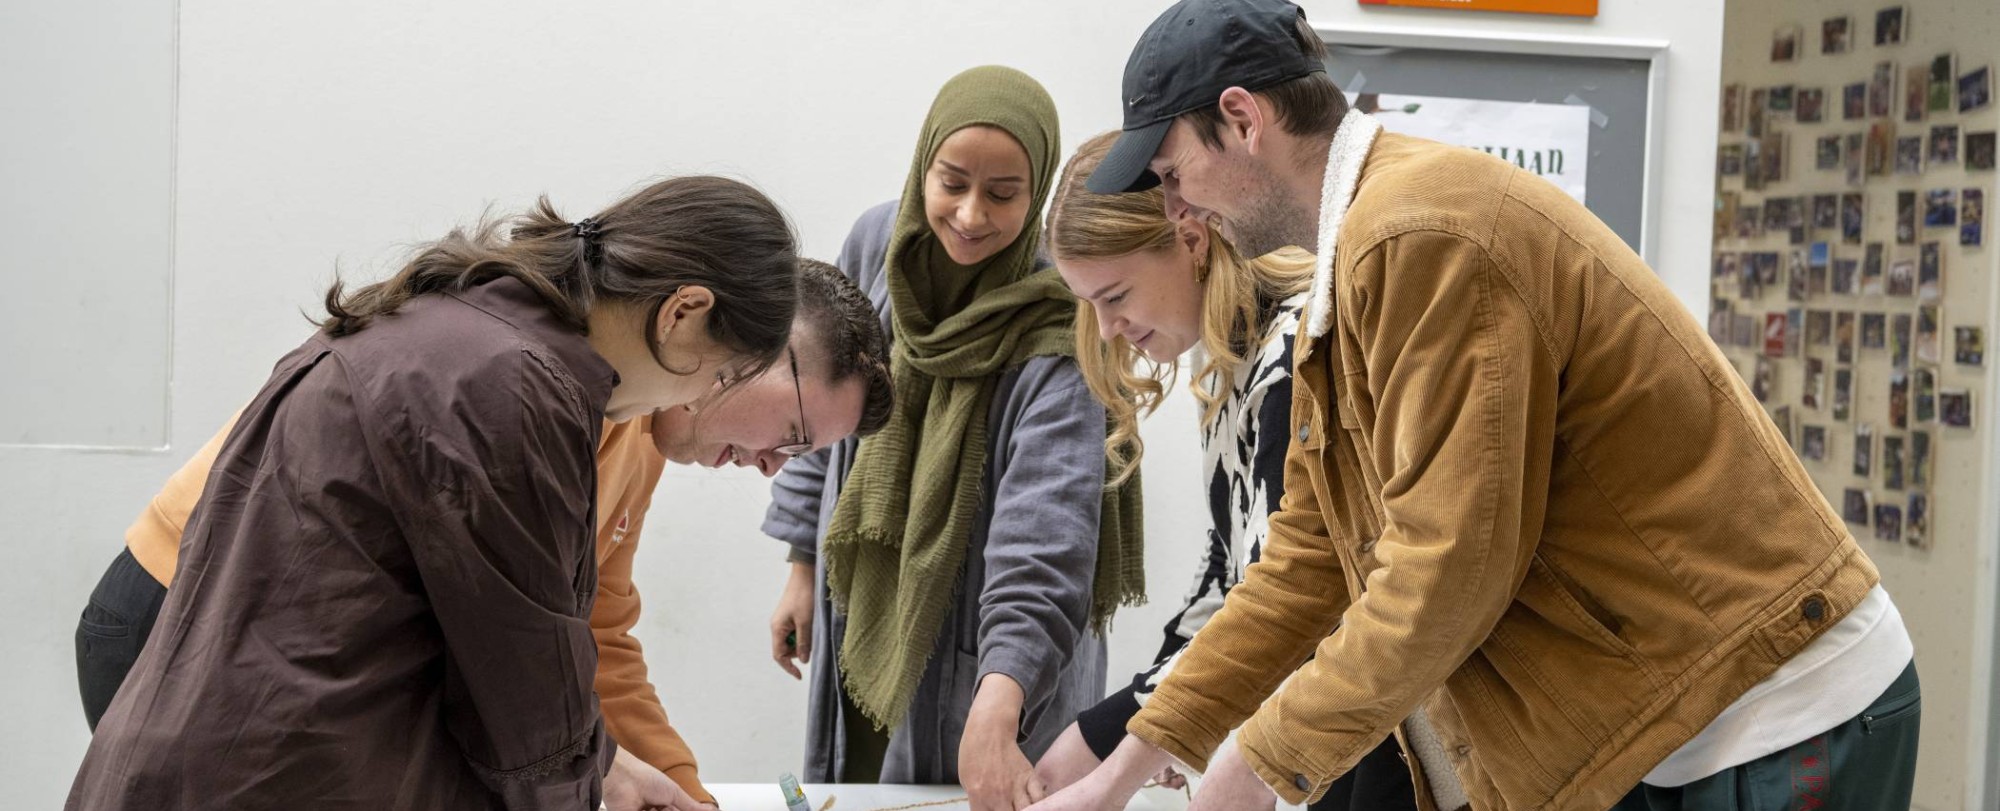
[67,176,799,811]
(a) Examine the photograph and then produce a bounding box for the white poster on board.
[1350,92,1593,203]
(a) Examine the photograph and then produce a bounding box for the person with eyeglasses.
[658,343,820,473]
[73,257,893,810]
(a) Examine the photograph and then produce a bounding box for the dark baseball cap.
[1087,0,1326,194]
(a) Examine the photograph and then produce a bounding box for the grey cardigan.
[762,201,1108,782]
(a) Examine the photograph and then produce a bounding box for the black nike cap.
[1087,0,1326,194]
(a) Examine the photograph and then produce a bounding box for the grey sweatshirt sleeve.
[765,446,830,561]
[976,356,1107,725]
[761,199,900,561]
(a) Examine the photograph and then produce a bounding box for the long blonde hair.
[1048,131,1315,485]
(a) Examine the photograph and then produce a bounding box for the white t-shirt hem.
[1642,585,1912,787]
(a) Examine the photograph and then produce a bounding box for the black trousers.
[1312,736,1420,811]
[75,548,168,730]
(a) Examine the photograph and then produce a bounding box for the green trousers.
[1611,661,1920,811]
[838,681,891,783]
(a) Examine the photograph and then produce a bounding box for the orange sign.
[1358,0,1598,17]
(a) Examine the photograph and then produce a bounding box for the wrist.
[968,673,1025,733]
[1103,735,1173,793]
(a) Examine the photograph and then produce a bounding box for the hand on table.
[605,748,713,811]
[1026,733,1171,811]
[1023,767,1125,811]
[770,560,815,679]
[1185,739,1276,811]
[961,673,1046,811]
[1034,721,1185,796]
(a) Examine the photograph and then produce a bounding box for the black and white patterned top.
[1080,293,1312,759]
[1131,292,1306,706]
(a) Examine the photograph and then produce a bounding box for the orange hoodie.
[123,413,713,804]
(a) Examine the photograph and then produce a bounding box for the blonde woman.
[1034,131,1422,811]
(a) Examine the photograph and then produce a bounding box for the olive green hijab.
[823,65,1145,731]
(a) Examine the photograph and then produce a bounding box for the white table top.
[706,782,1169,811]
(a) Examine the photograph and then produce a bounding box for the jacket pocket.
[1432,655,1561,804]
[938,647,982,765]
[1749,589,1845,666]
[1486,558,1662,749]
[1861,686,1921,734]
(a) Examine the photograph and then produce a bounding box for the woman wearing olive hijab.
[763,66,1145,811]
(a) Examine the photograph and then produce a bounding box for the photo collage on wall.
[1714,4,1992,549]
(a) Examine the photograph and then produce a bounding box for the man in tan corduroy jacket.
[1032,2,1921,810]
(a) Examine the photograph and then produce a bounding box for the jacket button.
[1803,597,1826,622]
[1294,774,1312,792]
[1455,744,1472,759]
[1298,424,1311,442]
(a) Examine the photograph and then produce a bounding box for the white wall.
[0,1,1726,807]
[0,2,175,448]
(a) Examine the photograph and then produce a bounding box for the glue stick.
[778,772,812,811]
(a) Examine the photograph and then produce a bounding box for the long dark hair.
[320,175,799,381]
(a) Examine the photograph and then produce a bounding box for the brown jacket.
[72,277,617,810]
[1129,125,1879,810]
[124,413,714,803]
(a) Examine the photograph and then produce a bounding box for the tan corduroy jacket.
[125,412,713,804]
[1129,123,1880,811]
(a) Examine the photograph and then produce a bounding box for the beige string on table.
[816,795,964,811]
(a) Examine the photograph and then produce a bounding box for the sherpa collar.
[1301,110,1383,351]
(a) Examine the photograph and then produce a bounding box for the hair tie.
[571,217,604,263]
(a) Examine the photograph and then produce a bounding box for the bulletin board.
[1317,25,1666,261]
[1709,3,1998,808]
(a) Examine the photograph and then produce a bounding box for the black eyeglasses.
[774,347,812,458]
